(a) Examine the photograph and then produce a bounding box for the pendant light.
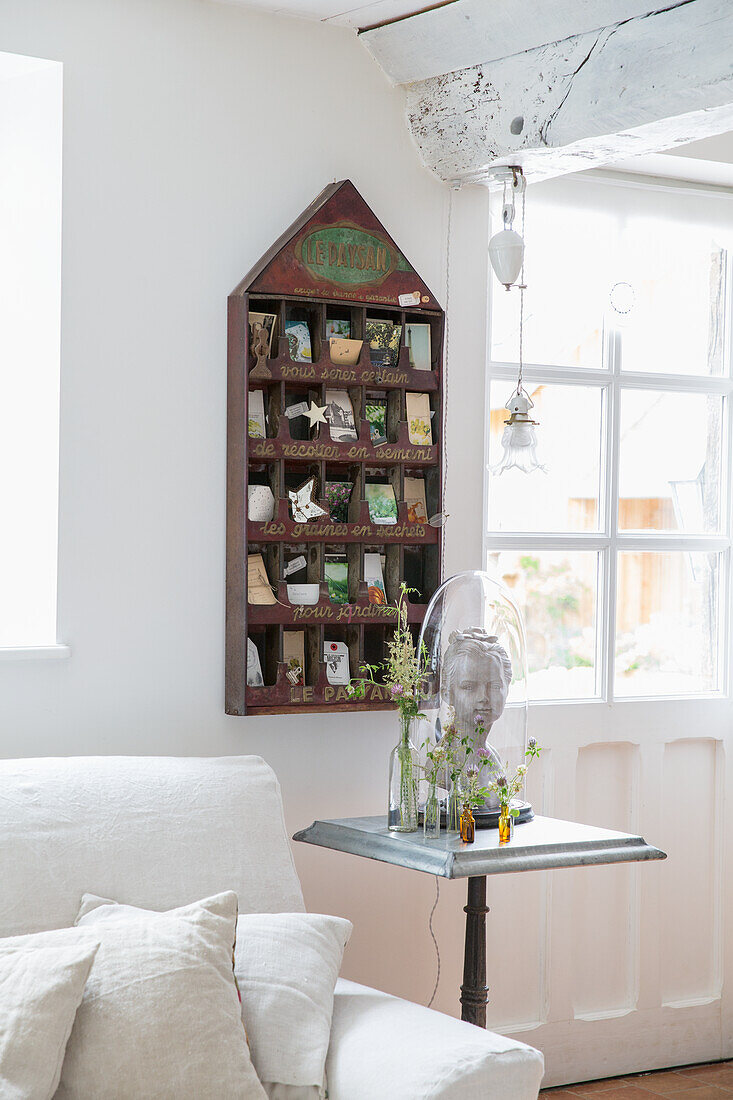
[489,166,546,476]
[488,168,525,290]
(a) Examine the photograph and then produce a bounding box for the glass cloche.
[415,571,532,823]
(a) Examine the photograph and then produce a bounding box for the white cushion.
[0,756,304,939]
[234,913,352,1097]
[326,979,544,1100]
[0,930,98,1100]
[55,891,266,1099]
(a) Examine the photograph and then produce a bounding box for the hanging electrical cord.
[439,185,456,578]
[426,876,441,1008]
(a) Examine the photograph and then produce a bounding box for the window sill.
[0,644,71,662]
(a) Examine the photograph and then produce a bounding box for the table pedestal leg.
[460,875,489,1027]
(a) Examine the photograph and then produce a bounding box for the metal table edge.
[293,819,666,880]
[293,820,453,876]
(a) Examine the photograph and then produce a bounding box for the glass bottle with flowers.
[459,767,493,843]
[485,737,542,843]
[349,584,428,833]
[438,710,474,834]
[422,740,448,839]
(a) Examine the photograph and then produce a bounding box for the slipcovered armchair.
[0,755,544,1098]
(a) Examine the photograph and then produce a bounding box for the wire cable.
[426,876,441,1008]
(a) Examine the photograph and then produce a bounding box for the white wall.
[0,0,490,1023]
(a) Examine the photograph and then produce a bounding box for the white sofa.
[0,755,544,1098]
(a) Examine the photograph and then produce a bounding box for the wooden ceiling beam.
[401,0,733,183]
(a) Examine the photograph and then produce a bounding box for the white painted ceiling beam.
[359,0,664,85]
[404,0,733,183]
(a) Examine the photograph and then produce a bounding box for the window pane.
[491,201,612,369]
[488,383,603,532]
[618,225,726,376]
[618,391,723,533]
[615,552,721,697]
[0,53,62,646]
[489,550,599,700]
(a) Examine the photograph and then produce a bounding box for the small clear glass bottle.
[423,776,441,839]
[388,714,418,832]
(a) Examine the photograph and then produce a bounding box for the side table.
[294,814,666,1027]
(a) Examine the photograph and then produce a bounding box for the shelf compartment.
[249,334,439,392]
[245,661,394,712]
[247,582,427,626]
[249,418,438,466]
[248,499,439,544]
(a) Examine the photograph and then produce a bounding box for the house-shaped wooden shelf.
[226,180,444,715]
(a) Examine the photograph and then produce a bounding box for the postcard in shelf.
[406,392,433,446]
[404,476,428,524]
[249,312,277,368]
[365,398,388,445]
[286,583,319,606]
[325,389,358,442]
[324,554,348,604]
[248,389,266,438]
[365,482,398,525]
[247,553,276,605]
[405,322,432,371]
[283,554,308,584]
[247,483,275,523]
[283,630,305,687]
[285,320,312,362]
[366,319,401,370]
[326,319,351,340]
[329,337,363,366]
[326,481,352,524]
[364,552,387,606]
[246,637,264,687]
[324,640,350,686]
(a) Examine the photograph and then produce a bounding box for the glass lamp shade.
[415,572,529,810]
[492,420,545,474]
[488,228,525,289]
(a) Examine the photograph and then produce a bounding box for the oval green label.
[299,226,393,285]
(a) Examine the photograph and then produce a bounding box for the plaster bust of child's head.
[440,628,512,737]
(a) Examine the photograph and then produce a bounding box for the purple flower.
[474,713,484,725]
[528,737,537,750]
[476,747,491,760]
[390,684,404,697]
[496,774,507,788]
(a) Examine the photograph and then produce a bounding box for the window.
[0,52,63,650]
[485,176,732,702]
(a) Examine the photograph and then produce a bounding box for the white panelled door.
[483,174,733,1086]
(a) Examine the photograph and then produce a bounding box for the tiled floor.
[541,1061,733,1098]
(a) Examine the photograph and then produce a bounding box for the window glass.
[615,551,720,697]
[0,52,62,646]
[618,391,724,533]
[488,383,604,532]
[490,201,612,370]
[489,550,599,701]
[617,225,727,376]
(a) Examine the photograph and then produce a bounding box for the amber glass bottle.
[459,803,475,843]
[498,803,513,844]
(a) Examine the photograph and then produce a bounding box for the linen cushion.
[0,930,99,1100]
[56,891,266,1099]
[0,756,304,939]
[234,913,352,1098]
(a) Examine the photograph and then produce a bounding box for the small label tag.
[398,291,422,308]
[284,401,309,419]
[284,555,307,577]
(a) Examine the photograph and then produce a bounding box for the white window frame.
[483,172,733,705]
